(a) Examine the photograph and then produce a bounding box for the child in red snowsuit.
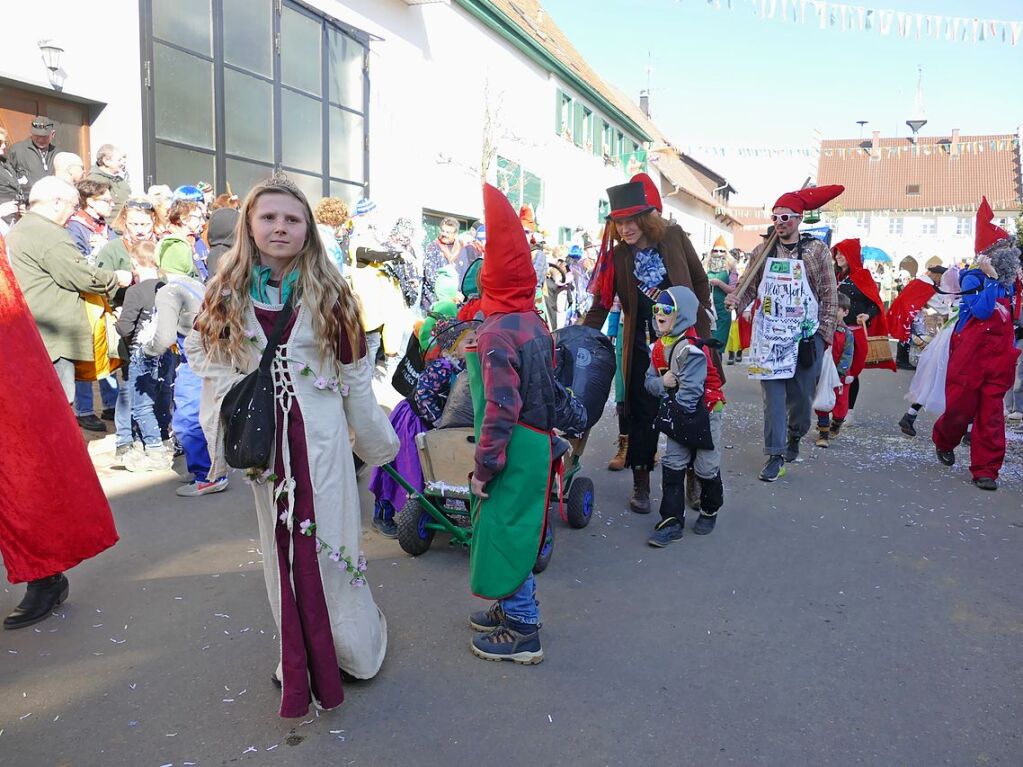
[932,220,1020,491]
[815,293,855,447]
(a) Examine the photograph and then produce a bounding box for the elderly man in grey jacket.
[7,177,131,404]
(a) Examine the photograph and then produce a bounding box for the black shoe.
[692,513,717,535]
[647,517,684,547]
[973,477,998,491]
[726,354,735,366]
[936,446,955,466]
[101,407,116,421]
[784,435,800,463]
[372,517,398,538]
[4,574,69,630]
[899,413,917,437]
[896,361,917,371]
[76,414,107,432]
[759,455,786,482]
[469,602,505,632]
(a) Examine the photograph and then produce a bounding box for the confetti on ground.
[548,714,553,723]
[19,713,31,720]
[243,746,257,753]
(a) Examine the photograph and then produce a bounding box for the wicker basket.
[864,335,894,365]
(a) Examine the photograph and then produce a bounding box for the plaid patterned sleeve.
[733,241,767,313]
[473,324,524,484]
[804,240,838,344]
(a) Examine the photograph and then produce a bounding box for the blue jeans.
[126,352,176,448]
[74,376,118,416]
[499,574,539,626]
[172,353,211,482]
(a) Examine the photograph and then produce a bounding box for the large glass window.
[143,0,369,201]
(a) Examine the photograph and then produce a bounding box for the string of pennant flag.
[696,0,1023,46]
[682,137,1021,159]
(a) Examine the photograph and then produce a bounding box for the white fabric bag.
[811,352,840,412]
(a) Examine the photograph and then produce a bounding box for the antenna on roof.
[639,51,653,118]
[856,120,868,138]
[906,65,927,143]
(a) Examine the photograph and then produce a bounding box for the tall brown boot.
[607,434,628,471]
[628,469,651,514]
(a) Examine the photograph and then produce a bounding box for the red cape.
[834,239,895,371]
[0,239,118,583]
[886,278,937,343]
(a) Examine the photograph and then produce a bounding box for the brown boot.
[628,469,651,514]
[607,434,628,471]
[685,466,701,511]
[815,427,830,448]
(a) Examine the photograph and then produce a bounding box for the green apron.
[707,267,732,348]
[466,348,552,599]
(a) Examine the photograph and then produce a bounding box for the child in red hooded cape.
[0,235,118,630]
[830,238,894,435]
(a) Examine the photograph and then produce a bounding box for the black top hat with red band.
[606,181,656,221]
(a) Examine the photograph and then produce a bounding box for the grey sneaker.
[176,477,229,497]
[112,443,137,468]
[759,455,786,482]
[647,517,684,548]
[125,446,173,473]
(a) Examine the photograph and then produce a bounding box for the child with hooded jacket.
[644,285,725,546]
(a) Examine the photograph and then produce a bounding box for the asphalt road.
[2,368,1022,767]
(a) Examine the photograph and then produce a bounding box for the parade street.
[3,369,1021,767]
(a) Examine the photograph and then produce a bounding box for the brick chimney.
[950,128,960,156]
[870,130,880,159]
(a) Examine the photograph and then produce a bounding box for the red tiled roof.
[816,134,1021,211]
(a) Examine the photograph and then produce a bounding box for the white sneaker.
[125,446,173,473]
[1008,411,1023,423]
[176,477,229,497]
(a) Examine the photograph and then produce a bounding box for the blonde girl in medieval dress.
[185,175,399,718]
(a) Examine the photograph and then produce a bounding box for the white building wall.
[827,210,1018,269]
[3,0,144,189]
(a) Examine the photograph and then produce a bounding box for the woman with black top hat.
[583,176,712,514]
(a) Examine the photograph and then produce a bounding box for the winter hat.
[480,184,536,316]
[773,185,844,214]
[418,300,458,349]
[630,172,663,213]
[172,185,205,203]
[567,244,583,259]
[655,286,699,337]
[974,196,1011,255]
[519,204,536,232]
[354,198,376,217]
[711,235,728,251]
[433,318,481,353]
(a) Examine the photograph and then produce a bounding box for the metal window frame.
[139,0,370,197]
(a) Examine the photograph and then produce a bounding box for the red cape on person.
[886,278,937,343]
[833,238,896,371]
[0,238,118,584]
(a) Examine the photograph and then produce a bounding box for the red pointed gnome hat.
[773,184,845,214]
[630,172,662,213]
[481,184,537,316]
[974,196,1010,255]
[519,204,536,233]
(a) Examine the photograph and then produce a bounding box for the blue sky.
[542,0,1023,205]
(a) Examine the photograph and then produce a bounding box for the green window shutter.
[573,102,584,147]
[555,88,563,136]
[597,198,610,223]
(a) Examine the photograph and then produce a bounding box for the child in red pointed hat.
[932,197,1021,491]
[465,184,559,665]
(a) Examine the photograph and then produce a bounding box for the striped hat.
[355,198,376,216]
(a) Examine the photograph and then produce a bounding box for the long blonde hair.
[196,179,362,371]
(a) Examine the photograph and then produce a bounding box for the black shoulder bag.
[653,342,715,450]
[220,298,294,469]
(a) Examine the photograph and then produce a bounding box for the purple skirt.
[368,399,427,511]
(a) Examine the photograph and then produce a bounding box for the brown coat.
[583,223,712,397]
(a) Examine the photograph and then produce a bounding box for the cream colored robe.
[185,298,399,681]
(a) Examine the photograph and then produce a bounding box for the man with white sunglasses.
[725,185,842,481]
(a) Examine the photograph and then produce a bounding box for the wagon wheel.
[396,497,435,556]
